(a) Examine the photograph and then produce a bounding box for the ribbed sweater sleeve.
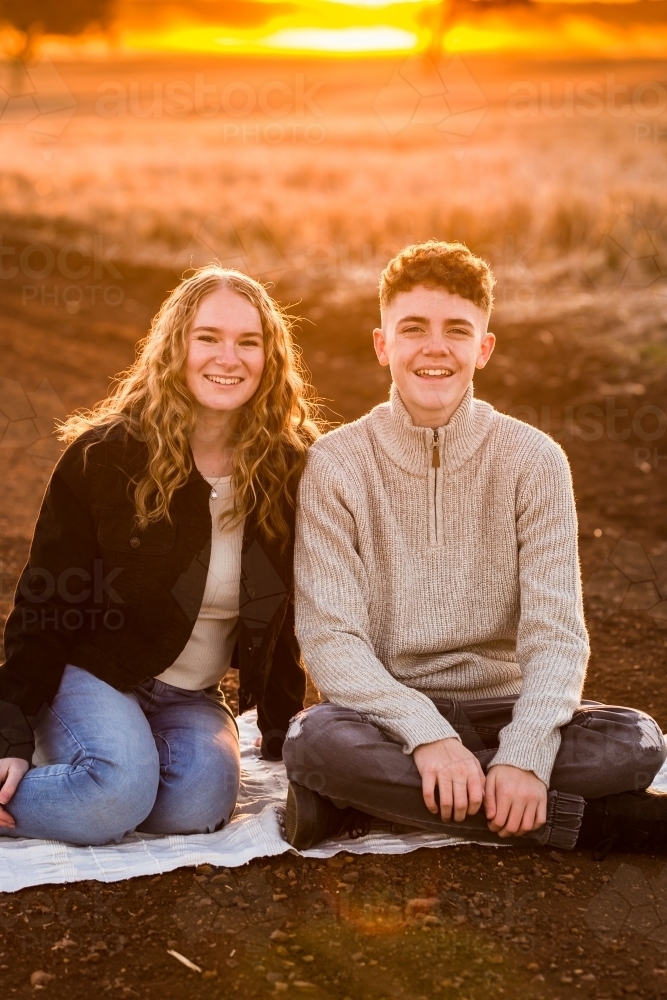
[294,449,461,753]
[490,439,589,784]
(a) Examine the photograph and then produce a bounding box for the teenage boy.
[283,240,667,854]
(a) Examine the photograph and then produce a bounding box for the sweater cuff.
[490,724,561,787]
[391,713,460,755]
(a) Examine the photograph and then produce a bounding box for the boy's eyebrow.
[395,314,429,325]
[396,314,475,329]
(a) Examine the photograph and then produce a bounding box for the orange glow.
[441,13,667,59]
[120,24,419,55]
[30,0,667,61]
[263,27,419,52]
[115,1,429,57]
[337,899,411,935]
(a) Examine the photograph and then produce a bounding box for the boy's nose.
[422,341,450,355]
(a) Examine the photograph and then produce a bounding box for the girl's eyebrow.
[190,325,262,335]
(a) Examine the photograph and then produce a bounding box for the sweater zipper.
[432,429,440,544]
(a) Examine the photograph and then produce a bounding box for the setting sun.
[17,0,665,60]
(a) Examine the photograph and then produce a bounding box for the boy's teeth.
[416,369,452,376]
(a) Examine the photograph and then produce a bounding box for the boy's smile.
[373,285,495,429]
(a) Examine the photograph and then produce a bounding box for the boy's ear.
[373,327,390,367]
[475,330,496,369]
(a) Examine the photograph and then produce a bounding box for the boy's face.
[373,285,495,428]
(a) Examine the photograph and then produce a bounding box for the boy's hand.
[484,763,547,837]
[413,738,486,822]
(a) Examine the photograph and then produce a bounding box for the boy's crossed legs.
[283,697,667,850]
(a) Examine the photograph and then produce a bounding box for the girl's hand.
[0,757,29,829]
[253,736,262,748]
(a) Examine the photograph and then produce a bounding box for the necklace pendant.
[210,488,217,500]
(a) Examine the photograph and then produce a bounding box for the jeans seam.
[45,706,94,773]
[570,712,592,728]
[146,683,158,709]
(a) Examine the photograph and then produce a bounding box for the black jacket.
[0,426,305,763]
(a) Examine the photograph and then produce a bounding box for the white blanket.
[2,713,666,894]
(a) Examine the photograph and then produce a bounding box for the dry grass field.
[1,55,666,286]
[0,50,666,1000]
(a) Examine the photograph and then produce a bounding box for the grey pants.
[282,697,667,850]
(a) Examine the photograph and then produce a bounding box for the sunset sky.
[33,0,667,60]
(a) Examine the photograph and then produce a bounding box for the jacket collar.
[370,382,494,476]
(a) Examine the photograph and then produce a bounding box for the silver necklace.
[208,476,226,500]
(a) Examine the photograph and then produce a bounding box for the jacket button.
[129,536,141,548]
[247,586,256,598]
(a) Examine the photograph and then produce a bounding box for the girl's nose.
[212,344,239,365]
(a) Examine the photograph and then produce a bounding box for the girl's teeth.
[206,375,241,385]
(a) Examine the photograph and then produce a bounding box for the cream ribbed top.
[156,475,244,691]
[294,384,590,786]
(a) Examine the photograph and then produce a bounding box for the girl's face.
[185,285,266,418]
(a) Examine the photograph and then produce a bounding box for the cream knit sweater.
[294,383,589,786]
[156,475,243,691]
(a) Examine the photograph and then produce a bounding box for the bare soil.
[0,252,666,1000]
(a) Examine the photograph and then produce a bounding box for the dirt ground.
[0,249,666,1000]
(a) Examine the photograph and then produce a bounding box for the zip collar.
[370,382,494,476]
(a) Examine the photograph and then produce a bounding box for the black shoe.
[284,781,373,850]
[578,789,667,860]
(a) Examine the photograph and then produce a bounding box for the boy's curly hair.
[380,240,496,314]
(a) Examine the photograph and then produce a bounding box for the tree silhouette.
[426,0,532,59]
[0,0,114,62]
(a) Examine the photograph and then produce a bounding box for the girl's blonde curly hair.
[57,265,321,545]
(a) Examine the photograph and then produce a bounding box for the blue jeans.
[0,664,240,845]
